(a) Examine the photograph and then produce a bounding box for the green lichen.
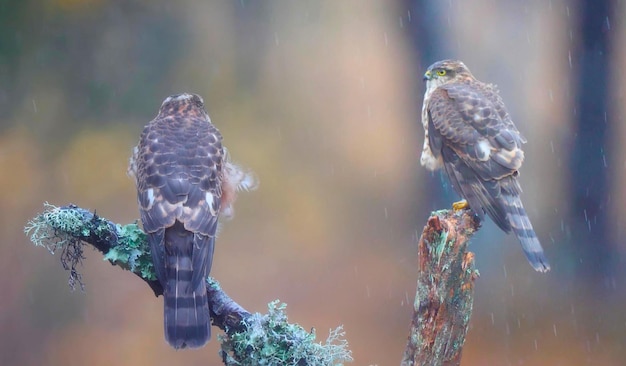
[104,223,155,281]
[25,203,157,288]
[433,230,448,265]
[219,300,352,366]
[24,203,88,290]
[25,202,87,252]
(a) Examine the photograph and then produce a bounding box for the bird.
[420,59,550,272]
[128,93,257,348]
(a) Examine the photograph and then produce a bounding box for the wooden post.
[402,208,480,366]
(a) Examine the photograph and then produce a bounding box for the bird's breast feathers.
[420,89,444,171]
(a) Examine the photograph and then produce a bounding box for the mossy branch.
[24,203,352,365]
[401,208,481,366]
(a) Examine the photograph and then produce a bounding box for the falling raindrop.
[568,50,573,68]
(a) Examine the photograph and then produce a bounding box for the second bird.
[420,59,550,272]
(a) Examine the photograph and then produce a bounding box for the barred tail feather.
[163,222,211,349]
[164,284,210,349]
[503,193,551,272]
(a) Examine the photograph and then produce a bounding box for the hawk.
[420,60,550,272]
[128,93,257,348]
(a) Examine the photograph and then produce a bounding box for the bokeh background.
[1,0,625,365]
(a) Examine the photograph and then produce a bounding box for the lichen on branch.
[220,300,352,366]
[24,203,155,290]
[24,203,352,365]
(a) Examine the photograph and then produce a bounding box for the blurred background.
[1,0,625,365]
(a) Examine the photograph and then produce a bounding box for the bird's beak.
[423,70,432,81]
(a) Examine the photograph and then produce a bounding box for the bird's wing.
[133,114,223,286]
[426,82,527,230]
[428,82,526,180]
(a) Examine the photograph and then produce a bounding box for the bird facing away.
[420,60,550,272]
[128,93,258,349]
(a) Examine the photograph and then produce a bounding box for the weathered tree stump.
[402,208,480,366]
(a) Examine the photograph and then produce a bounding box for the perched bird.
[128,93,257,348]
[420,60,550,272]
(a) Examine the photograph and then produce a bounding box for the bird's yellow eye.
[436,69,447,76]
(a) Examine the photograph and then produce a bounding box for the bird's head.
[423,60,474,89]
[158,93,208,118]
[161,93,204,109]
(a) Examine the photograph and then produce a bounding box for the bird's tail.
[163,223,211,349]
[502,193,551,272]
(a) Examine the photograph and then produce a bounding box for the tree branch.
[402,208,480,366]
[24,203,352,365]
[25,203,480,365]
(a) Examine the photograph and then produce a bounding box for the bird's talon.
[452,200,469,211]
